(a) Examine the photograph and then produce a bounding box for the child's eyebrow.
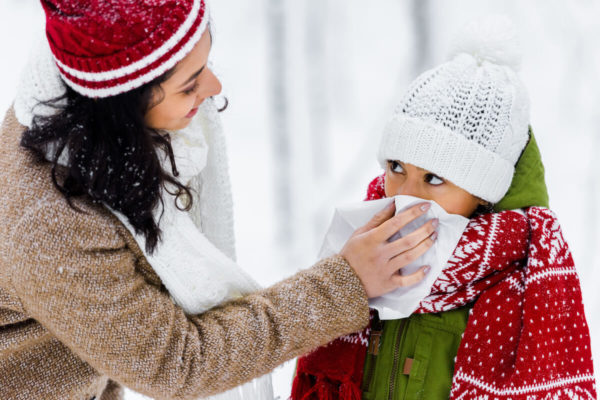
[390,160,438,175]
[413,163,440,175]
[398,160,426,173]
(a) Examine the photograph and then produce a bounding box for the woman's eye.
[425,174,444,186]
[389,160,405,174]
[183,82,199,95]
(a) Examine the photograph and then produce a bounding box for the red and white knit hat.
[41,0,210,98]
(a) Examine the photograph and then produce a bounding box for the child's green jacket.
[361,131,549,400]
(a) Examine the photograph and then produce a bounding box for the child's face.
[384,160,484,218]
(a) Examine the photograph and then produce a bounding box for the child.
[291,17,596,400]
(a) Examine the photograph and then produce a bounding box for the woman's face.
[384,160,484,218]
[145,29,221,131]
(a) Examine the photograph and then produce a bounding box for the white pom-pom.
[448,15,522,70]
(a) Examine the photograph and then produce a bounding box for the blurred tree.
[306,0,331,179]
[267,0,293,256]
[412,0,432,74]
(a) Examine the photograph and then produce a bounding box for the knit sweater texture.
[0,107,370,399]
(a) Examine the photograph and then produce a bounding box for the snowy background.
[1,0,599,399]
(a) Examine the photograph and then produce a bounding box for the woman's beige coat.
[0,108,370,400]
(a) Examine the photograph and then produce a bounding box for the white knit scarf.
[14,38,274,400]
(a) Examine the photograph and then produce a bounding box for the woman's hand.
[340,201,437,298]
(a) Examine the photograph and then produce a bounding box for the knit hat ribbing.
[41,0,209,98]
[378,16,530,203]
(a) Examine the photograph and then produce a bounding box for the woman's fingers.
[382,218,438,260]
[389,265,430,288]
[339,201,435,299]
[373,202,431,242]
[386,234,436,275]
[354,201,396,235]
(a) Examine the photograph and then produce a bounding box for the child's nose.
[397,180,422,198]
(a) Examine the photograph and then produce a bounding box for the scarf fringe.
[290,374,362,400]
[339,379,362,400]
[290,372,313,400]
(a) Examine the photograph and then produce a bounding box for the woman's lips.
[186,107,199,118]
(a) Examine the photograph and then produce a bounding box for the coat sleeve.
[8,199,370,400]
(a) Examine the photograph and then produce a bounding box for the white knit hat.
[378,16,530,203]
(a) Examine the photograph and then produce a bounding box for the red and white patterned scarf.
[291,175,597,400]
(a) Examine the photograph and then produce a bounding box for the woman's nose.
[197,68,222,102]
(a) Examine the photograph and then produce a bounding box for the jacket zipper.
[363,314,384,393]
[388,319,407,400]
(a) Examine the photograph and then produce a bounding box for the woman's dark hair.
[20,73,224,254]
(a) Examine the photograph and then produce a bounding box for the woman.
[0,1,436,399]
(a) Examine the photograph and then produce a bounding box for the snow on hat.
[378,15,530,203]
[41,0,210,98]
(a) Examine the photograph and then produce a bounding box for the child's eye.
[183,82,199,95]
[425,173,444,186]
[388,160,405,174]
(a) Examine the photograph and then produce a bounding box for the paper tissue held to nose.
[318,195,469,320]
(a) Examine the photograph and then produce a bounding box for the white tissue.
[318,195,469,320]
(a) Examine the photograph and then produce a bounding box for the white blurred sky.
[1,1,599,399]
